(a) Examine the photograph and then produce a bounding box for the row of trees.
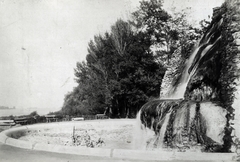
[61,0,202,118]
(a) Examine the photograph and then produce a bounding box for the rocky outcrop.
[160,48,183,97]
[140,99,227,151]
[139,0,240,152]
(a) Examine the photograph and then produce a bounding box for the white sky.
[163,0,224,25]
[0,0,224,113]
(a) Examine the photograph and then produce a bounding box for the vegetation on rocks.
[138,0,240,152]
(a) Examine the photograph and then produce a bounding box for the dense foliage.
[217,2,240,151]
[61,0,200,118]
[132,1,201,65]
[62,19,165,118]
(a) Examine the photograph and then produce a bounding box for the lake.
[0,107,60,117]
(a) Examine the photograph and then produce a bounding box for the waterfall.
[133,110,155,150]
[136,6,235,151]
[156,111,172,148]
[166,20,222,99]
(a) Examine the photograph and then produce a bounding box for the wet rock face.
[140,99,183,131]
[184,12,223,102]
[185,74,219,102]
[140,100,227,151]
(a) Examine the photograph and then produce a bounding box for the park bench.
[72,117,84,121]
[0,120,16,126]
[95,114,108,119]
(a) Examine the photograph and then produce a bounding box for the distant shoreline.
[0,108,15,110]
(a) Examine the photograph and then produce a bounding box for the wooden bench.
[95,114,108,119]
[72,117,84,121]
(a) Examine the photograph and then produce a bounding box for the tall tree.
[132,1,201,66]
[62,19,166,118]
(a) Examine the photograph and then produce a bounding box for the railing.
[2,114,109,126]
[44,114,109,123]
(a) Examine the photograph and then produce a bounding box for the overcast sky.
[0,0,224,112]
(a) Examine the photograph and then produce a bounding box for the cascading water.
[133,110,155,150]
[135,5,235,152]
[167,19,223,99]
[156,111,172,148]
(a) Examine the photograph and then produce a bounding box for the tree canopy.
[61,0,201,118]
